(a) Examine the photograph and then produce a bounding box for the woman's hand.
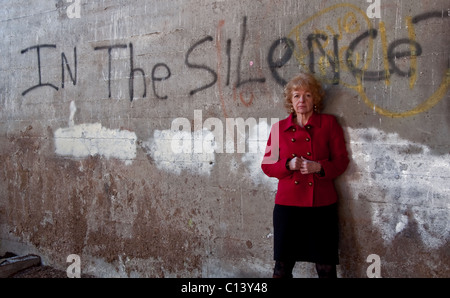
[288,157,322,174]
[300,157,322,174]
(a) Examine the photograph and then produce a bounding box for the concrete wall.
[0,0,448,277]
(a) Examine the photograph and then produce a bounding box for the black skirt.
[273,203,339,265]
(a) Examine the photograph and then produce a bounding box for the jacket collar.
[281,112,322,131]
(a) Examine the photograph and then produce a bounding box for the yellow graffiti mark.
[288,3,375,89]
[288,3,449,118]
[342,11,361,33]
[354,14,449,118]
[353,68,449,118]
[326,25,338,39]
[318,56,329,76]
[378,21,390,86]
[406,16,418,90]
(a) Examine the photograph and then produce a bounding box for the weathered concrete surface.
[0,0,448,277]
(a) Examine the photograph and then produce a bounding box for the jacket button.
[307,152,311,156]
[295,181,299,185]
[308,182,313,186]
[292,153,296,157]
[292,128,296,132]
[306,125,311,129]
[291,138,295,142]
[305,137,310,142]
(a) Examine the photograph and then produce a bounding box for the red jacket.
[261,113,349,207]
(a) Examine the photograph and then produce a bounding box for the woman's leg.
[273,260,296,278]
[315,263,337,278]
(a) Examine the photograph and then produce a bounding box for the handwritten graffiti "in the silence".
[19,4,449,118]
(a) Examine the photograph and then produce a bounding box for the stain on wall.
[0,0,449,277]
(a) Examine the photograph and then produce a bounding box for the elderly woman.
[261,73,349,278]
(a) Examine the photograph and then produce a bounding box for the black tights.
[273,260,295,278]
[273,261,337,278]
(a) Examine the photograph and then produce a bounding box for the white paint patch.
[54,101,137,165]
[395,214,408,233]
[348,127,450,249]
[143,118,448,250]
[241,119,278,191]
[69,100,76,127]
[143,129,216,176]
[240,124,449,250]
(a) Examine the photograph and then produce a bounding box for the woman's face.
[291,88,314,115]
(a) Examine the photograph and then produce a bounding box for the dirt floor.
[1,252,95,278]
[10,265,73,278]
[9,264,96,278]
[7,264,96,278]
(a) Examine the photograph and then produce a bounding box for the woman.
[261,73,349,278]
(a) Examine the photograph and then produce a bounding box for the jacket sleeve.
[317,116,349,180]
[261,122,292,180]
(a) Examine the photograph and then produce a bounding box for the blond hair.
[283,73,325,114]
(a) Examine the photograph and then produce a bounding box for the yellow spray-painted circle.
[287,3,449,118]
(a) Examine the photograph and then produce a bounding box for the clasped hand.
[288,156,321,175]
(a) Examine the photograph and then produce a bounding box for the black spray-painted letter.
[185,36,218,96]
[21,44,59,96]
